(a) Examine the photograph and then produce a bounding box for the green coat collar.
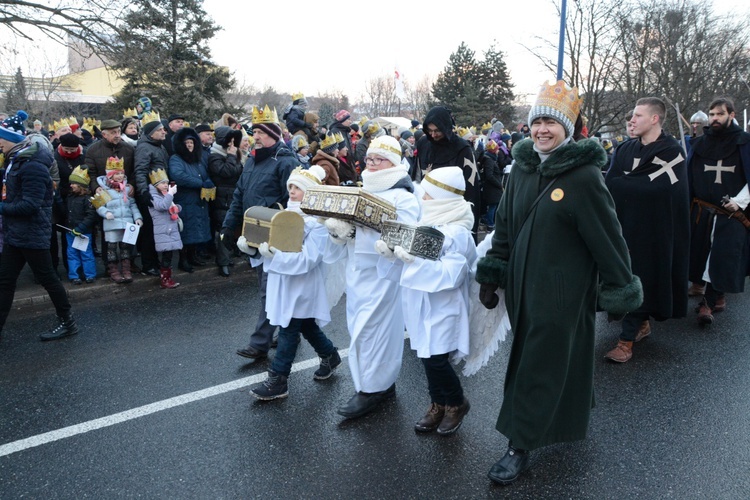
[513,138,607,177]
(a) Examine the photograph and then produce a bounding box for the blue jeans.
[484,204,498,228]
[66,233,97,280]
[271,317,336,377]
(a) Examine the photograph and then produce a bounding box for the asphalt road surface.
[1,272,749,499]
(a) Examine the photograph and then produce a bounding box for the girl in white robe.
[378,167,476,435]
[325,135,420,419]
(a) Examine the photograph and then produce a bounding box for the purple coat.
[148,184,183,252]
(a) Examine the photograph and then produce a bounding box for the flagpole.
[557,0,567,81]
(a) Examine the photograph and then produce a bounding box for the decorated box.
[300,186,396,232]
[381,221,445,261]
[242,206,304,252]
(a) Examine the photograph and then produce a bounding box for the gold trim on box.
[242,206,304,252]
[300,186,396,232]
[381,221,445,260]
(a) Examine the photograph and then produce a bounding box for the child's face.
[70,183,85,195]
[157,181,169,193]
[110,171,125,183]
[288,184,304,202]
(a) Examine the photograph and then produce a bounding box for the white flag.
[394,67,406,100]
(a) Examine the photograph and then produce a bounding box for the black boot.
[178,249,194,273]
[488,446,529,485]
[187,245,206,266]
[40,313,79,341]
[250,371,289,400]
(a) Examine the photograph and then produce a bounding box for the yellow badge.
[550,188,564,202]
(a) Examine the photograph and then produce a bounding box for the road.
[1,269,749,499]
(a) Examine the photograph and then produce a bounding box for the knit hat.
[422,167,466,200]
[361,120,384,139]
[400,130,413,140]
[291,135,309,152]
[100,119,121,130]
[527,80,582,138]
[0,110,28,143]
[287,165,325,192]
[510,132,525,145]
[251,105,282,142]
[366,136,402,166]
[69,166,90,187]
[137,96,152,112]
[33,119,42,126]
[59,133,80,148]
[143,120,164,137]
[335,109,351,122]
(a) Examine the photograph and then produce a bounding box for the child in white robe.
[378,167,476,434]
[245,165,341,400]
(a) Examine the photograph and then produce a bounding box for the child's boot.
[314,350,342,380]
[160,267,180,289]
[121,259,134,283]
[250,371,288,400]
[107,262,125,283]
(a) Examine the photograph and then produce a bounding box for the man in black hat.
[195,123,213,162]
[164,113,185,156]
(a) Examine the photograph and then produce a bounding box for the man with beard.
[687,97,750,325]
[604,97,690,362]
[416,106,480,240]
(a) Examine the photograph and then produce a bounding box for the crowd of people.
[1,85,748,487]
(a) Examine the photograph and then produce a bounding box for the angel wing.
[460,230,512,376]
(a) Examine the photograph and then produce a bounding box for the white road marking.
[0,348,350,458]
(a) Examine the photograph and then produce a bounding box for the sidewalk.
[11,255,255,309]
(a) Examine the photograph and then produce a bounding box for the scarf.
[361,164,411,193]
[108,178,129,201]
[57,144,82,160]
[420,198,474,231]
[286,200,304,215]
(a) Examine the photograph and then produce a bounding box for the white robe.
[397,224,476,360]
[325,188,420,393]
[264,217,331,329]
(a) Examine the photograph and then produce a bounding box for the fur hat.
[366,136,402,166]
[0,110,28,143]
[527,80,582,138]
[422,167,466,200]
[59,133,80,148]
[287,165,325,192]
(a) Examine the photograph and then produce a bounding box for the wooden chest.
[381,221,445,261]
[242,206,304,252]
[300,186,396,232]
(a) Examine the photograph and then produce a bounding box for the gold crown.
[532,80,583,127]
[358,116,370,127]
[485,139,500,153]
[334,132,345,144]
[81,117,100,135]
[456,126,472,139]
[68,116,78,128]
[251,105,279,125]
[141,111,161,126]
[319,133,338,150]
[481,121,493,132]
[292,92,305,102]
[123,108,138,119]
[69,166,90,186]
[53,117,73,131]
[90,191,113,209]
[149,168,169,185]
[106,156,125,172]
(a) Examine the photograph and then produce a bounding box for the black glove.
[138,191,153,208]
[479,283,500,309]
[607,312,626,322]
[220,227,236,251]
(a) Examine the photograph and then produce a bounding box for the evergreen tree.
[475,44,515,126]
[432,42,479,106]
[5,67,30,114]
[318,102,334,131]
[108,0,237,121]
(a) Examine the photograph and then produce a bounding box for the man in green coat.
[476,80,643,485]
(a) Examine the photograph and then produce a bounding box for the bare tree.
[403,75,433,121]
[359,75,399,117]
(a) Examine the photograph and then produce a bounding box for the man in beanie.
[133,116,169,277]
[329,109,353,167]
[164,113,185,156]
[604,97,689,362]
[417,106,481,240]
[221,105,300,360]
[0,111,79,340]
[475,80,642,485]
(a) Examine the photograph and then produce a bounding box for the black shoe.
[250,371,288,400]
[218,265,230,277]
[71,278,83,285]
[236,346,268,359]
[178,261,194,273]
[140,268,160,277]
[488,446,529,485]
[40,314,79,341]
[85,277,96,284]
[337,383,396,419]
[314,350,342,380]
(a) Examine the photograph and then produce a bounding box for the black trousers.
[0,244,72,333]
[421,353,464,407]
[620,310,650,342]
[135,199,159,272]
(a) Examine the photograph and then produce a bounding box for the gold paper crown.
[334,132,345,144]
[481,121,493,132]
[106,156,125,172]
[69,166,90,186]
[141,111,161,126]
[53,117,73,131]
[123,108,138,119]
[183,121,190,128]
[456,126,472,139]
[149,168,169,185]
[292,92,305,102]
[251,105,279,125]
[358,116,370,127]
[90,190,113,209]
[81,117,100,135]
[532,80,583,128]
[319,133,338,150]
[68,116,78,128]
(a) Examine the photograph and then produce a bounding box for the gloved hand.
[236,236,258,256]
[394,245,415,264]
[479,283,500,309]
[135,219,143,226]
[202,179,215,189]
[105,212,114,220]
[608,312,626,322]
[139,191,153,208]
[71,228,83,237]
[325,218,355,243]
[258,242,277,260]
[167,184,177,196]
[220,227,236,251]
[374,239,395,261]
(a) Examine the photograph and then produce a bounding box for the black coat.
[66,193,98,234]
[134,134,170,205]
[479,151,503,205]
[84,138,134,193]
[207,144,243,228]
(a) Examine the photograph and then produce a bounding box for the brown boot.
[713,295,726,312]
[437,397,470,435]
[697,304,714,325]
[634,320,651,342]
[160,267,180,289]
[414,402,445,433]
[108,262,125,284]
[688,282,705,296]
[605,340,633,363]
[121,258,133,283]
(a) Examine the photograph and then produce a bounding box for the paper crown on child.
[251,105,279,125]
[53,117,74,132]
[149,168,169,185]
[81,117,100,136]
[528,80,583,138]
[481,121,493,133]
[292,92,305,102]
[123,108,138,119]
[335,132,346,147]
[485,139,500,154]
[319,133,338,151]
[106,156,125,173]
[90,190,113,209]
[69,166,90,187]
[456,126,472,140]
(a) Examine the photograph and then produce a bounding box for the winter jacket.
[84,138,135,193]
[95,176,143,233]
[148,184,183,252]
[66,193,98,234]
[1,141,54,250]
[284,106,307,135]
[207,142,243,229]
[134,133,170,205]
[168,128,212,245]
[54,146,85,199]
[222,140,299,230]
[311,149,340,186]
[479,151,504,205]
